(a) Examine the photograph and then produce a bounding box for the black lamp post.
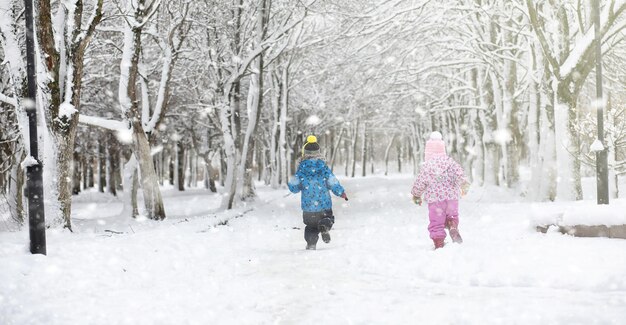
[24,0,47,254]
[592,0,610,205]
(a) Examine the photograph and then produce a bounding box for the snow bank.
[530,199,626,227]
[561,202,626,226]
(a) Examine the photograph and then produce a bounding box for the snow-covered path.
[2,176,626,324]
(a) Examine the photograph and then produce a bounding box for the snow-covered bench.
[533,202,626,239]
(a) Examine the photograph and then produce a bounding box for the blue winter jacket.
[288,159,345,212]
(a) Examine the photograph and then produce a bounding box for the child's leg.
[444,200,462,243]
[318,210,335,230]
[303,212,323,248]
[444,199,459,228]
[427,201,447,247]
[304,225,319,247]
[318,210,334,243]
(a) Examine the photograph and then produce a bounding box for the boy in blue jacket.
[288,135,348,250]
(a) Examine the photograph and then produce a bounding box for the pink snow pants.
[427,199,459,240]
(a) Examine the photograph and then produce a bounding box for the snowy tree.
[0,0,104,229]
[526,0,626,200]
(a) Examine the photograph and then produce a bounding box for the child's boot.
[433,238,445,249]
[446,219,463,244]
[318,217,333,244]
[304,226,319,250]
[449,228,463,244]
[319,224,331,243]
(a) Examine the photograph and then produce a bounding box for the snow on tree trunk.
[25,0,105,229]
[0,1,28,225]
[538,99,557,201]
[120,155,139,218]
[469,69,485,186]
[527,48,542,200]
[237,0,268,200]
[118,2,166,219]
[8,148,26,225]
[553,79,583,201]
[607,99,619,199]
[269,69,281,188]
[279,66,289,185]
[238,66,261,198]
[489,72,507,186]
[219,82,241,209]
[132,121,166,219]
[481,71,499,186]
[502,40,521,188]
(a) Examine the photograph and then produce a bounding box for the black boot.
[319,224,331,243]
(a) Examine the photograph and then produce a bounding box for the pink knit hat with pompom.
[424,131,446,161]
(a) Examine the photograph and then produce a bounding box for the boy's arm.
[287,167,302,193]
[324,166,345,197]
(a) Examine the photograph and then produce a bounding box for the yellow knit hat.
[302,135,319,156]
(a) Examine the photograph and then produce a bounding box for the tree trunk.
[370,135,375,175]
[502,30,521,188]
[238,0,268,199]
[329,128,345,172]
[107,132,120,196]
[344,134,350,176]
[87,156,95,188]
[98,140,106,193]
[132,121,166,219]
[202,155,218,193]
[384,134,396,176]
[7,148,26,225]
[351,119,359,178]
[528,46,542,200]
[278,66,289,185]
[82,154,88,190]
[118,0,166,220]
[169,149,175,185]
[121,155,139,218]
[188,152,196,188]
[396,138,402,173]
[257,143,264,182]
[361,122,367,177]
[177,140,185,191]
[72,151,82,195]
[554,79,583,200]
[607,98,619,199]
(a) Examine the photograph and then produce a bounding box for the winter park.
[2,0,626,324]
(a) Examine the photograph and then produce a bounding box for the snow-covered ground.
[1,176,626,324]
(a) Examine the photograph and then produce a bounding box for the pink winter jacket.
[411,156,468,203]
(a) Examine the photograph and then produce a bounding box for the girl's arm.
[411,168,428,199]
[453,161,469,194]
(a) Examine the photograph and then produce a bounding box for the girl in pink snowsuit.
[411,131,469,249]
